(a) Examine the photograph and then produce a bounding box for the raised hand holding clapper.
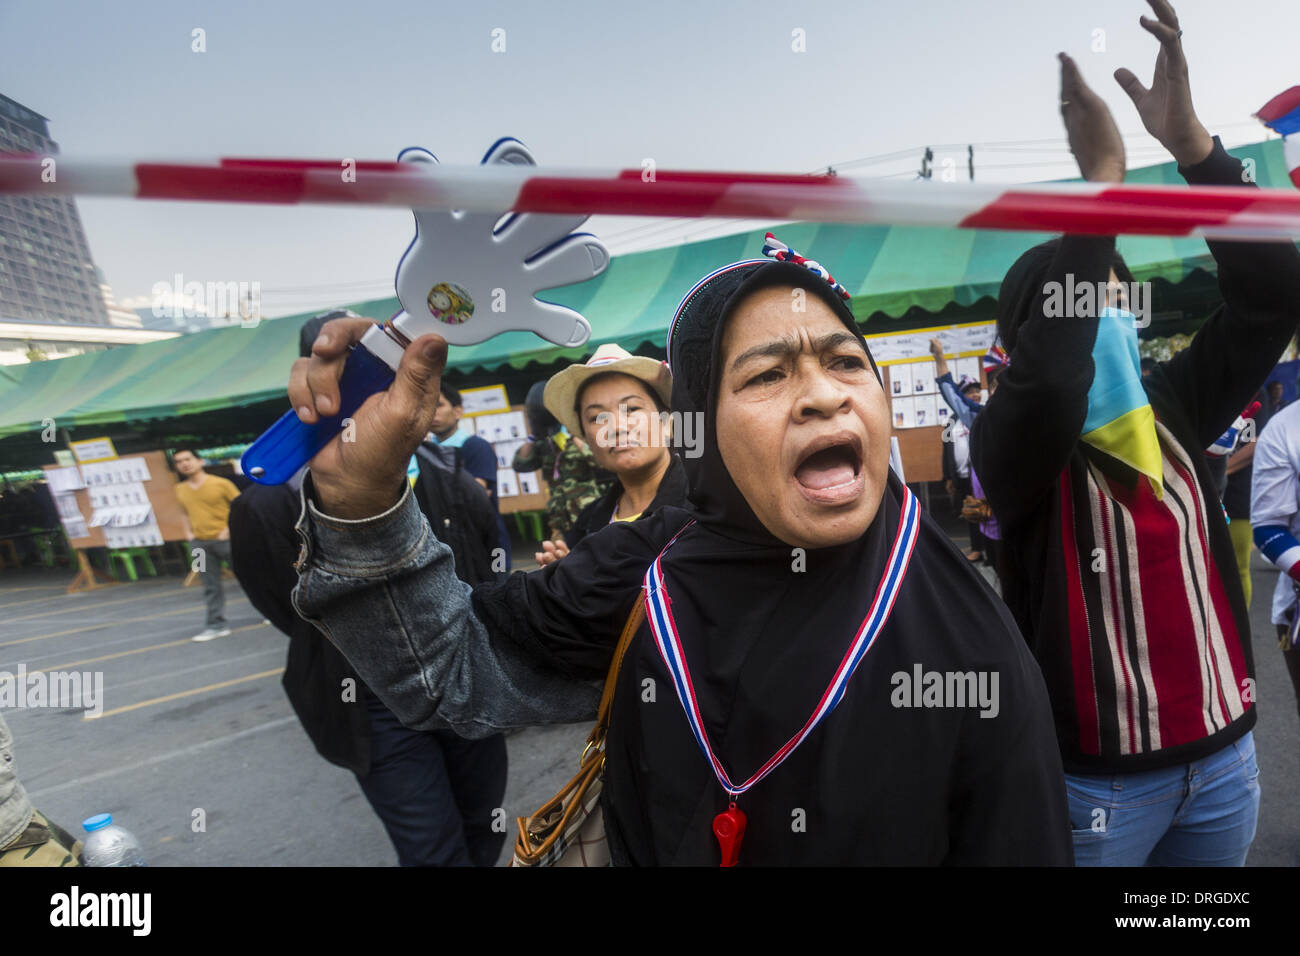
[241,137,608,485]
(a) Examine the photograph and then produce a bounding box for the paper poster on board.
[496,440,525,469]
[892,396,916,429]
[911,361,937,395]
[460,385,510,417]
[496,470,520,498]
[914,394,938,428]
[953,356,981,385]
[890,364,913,398]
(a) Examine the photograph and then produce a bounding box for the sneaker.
[192,627,232,643]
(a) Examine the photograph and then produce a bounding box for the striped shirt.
[1058,421,1250,759]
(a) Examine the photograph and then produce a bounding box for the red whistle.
[713,802,747,867]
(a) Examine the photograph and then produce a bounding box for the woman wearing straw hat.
[532,344,687,567]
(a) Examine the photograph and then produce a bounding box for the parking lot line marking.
[0,584,69,604]
[0,594,77,613]
[104,644,284,694]
[86,667,285,720]
[0,621,270,681]
[0,585,204,624]
[1,639,191,680]
[0,590,125,613]
[0,596,251,648]
[24,715,300,801]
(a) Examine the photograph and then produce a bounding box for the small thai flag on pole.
[1256,86,1300,188]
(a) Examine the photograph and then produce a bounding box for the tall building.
[0,93,109,325]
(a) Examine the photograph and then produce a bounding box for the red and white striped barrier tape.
[3,153,1300,240]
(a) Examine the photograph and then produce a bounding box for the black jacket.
[229,446,499,775]
[971,138,1300,773]
[563,453,689,550]
[410,443,502,588]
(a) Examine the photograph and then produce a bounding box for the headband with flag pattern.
[761,232,851,300]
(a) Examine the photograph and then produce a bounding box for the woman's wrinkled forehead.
[717,285,870,373]
[669,260,875,412]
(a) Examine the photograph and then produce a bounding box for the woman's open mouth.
[793,435,865,506]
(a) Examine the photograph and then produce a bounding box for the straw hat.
[543,343,673,440]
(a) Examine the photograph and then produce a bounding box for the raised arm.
[1110,1,1300,444]
[1148,138,1300,447]
[284,316,673,736]
[932,338,981,430]
[972,48,1129,531]
[291,477,606,737]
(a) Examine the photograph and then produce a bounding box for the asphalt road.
[1,539,1295,866]
[0,561,587,867]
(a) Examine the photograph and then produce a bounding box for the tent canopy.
[0,137,1294,461]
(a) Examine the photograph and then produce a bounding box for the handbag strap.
[588,594,646,745]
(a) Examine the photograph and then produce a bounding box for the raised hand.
[1113,0,1213,166]
[289,317,448,518]
[1059,52,1127,184]
[391,138,609,349]
[929,337,950,378]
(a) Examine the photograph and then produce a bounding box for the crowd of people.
[4,0,1299,868]
[276,2,1299,867]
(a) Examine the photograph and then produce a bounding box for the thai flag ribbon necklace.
[641,485,921,866]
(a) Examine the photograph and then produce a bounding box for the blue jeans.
[1065,733,1261,866]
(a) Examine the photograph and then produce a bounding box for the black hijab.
[592,255,1068,864]
[636,259,912,784]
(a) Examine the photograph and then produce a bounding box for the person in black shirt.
[229,314,507,867]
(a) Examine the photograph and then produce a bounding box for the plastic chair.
[107,547,158,582]
[513,510,544,541]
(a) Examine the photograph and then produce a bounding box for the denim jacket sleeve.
[291,476,601,739]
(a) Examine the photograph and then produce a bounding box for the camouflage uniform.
[512,433,611,538]
[0,711,81,866]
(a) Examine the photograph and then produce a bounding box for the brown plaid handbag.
[510,599,645,867]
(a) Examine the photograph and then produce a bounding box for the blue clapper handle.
[241,345,397,485]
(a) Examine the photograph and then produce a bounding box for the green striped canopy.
[0,137,1292,445]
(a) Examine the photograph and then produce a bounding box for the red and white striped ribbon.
[4,153,1300,240]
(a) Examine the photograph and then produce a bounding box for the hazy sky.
[3,0,1297,318]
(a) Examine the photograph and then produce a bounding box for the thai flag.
[1256,86,1300,188]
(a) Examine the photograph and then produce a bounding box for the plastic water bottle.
[80,813,146,867]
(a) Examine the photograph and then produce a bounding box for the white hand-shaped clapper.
[241,137,609,484]
[390,137,606,347]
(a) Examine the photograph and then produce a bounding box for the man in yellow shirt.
[172,449,240,642]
